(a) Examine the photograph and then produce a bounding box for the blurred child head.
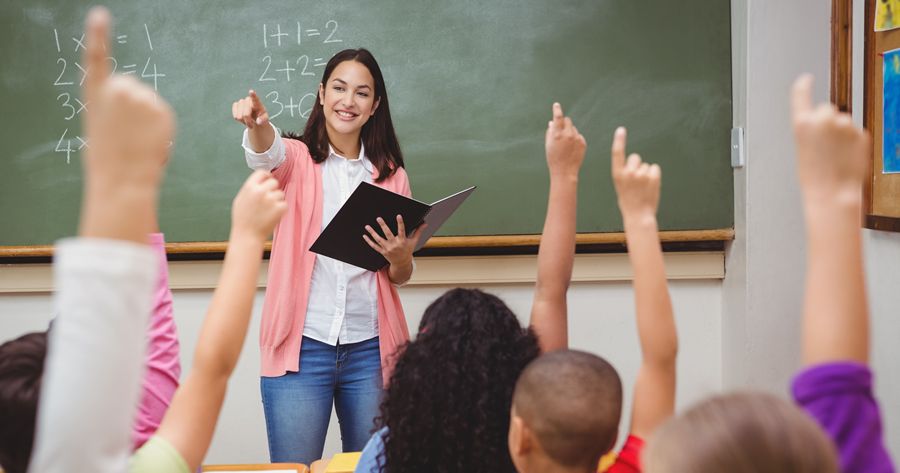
[644,392,839,473]
[0,331,48,473]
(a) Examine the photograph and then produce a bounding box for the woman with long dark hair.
[231,48,424,464]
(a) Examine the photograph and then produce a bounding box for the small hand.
[545,102,587,179]
[791,74,869,203]
[82,7,175,189]
[363,215,427,266]
[231,170,287,240]
[611,127,661,219]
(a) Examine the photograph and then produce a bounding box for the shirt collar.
[328,142,374,173]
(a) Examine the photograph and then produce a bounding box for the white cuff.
[242,122,286,171]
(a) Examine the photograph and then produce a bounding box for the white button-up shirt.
[243,124,378,346]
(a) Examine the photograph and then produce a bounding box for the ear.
[371,96,381,116]
[319,83,325,106]
[509,414,533,457]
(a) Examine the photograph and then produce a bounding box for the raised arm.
[529,103,586,352]
[611,127,677,440]
[152,170,286,471]
[29,7,174,473]
[791,75,870,366]
[132,232,181,450]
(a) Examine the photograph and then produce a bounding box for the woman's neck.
[327,127,362,160]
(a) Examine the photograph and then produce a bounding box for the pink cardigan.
[260,138,411,383]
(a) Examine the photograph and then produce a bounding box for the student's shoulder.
[130,435,190,473]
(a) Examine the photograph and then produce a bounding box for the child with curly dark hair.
[349,102,587,473]
[508,126,678,473]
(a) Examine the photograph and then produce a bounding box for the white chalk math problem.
[51,23,165,164]
[258,20,345,120]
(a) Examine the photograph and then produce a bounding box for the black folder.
[309,183,476,271]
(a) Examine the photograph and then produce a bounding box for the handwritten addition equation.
[258,20,344,121]
[50,24,165,164]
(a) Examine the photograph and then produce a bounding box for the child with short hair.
[509,126,678,473]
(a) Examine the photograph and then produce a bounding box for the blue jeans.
[260,336,383,464]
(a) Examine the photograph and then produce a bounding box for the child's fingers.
[247,169,271,185]
[791,74,814,123]
[626,153,642,171]
[649,163,662,180]
[611,127,627,172]
[551,102,564,129]
[563,116,574,132]
[84,7,111,103]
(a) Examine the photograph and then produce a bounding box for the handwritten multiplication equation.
[50,24,165,164]
[257,20,345,121]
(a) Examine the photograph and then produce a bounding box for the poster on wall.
[876,0,900,31]
[884,48,900,173]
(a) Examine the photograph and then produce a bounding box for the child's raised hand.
[545,102,587,179]
[232,90,270,130]
[791,74,869,203]
[82,7,174,189]
[611,127,661,219]
[231,170,287,240]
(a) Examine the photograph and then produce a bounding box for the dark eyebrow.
[330,78,371,90]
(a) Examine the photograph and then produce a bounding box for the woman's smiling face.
[318,60,380,140]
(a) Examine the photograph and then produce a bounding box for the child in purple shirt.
[645,75,894,473]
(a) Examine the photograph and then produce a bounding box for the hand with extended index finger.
[363,215,426,267]
[790,74,869,201]
[81,6,174,188]
[544,102,586,179]
[232,90,270,130]
[611,127,661,220]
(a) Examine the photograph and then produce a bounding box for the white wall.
[853,0,900,459]
[722,0,829,394]
[0,278,723,463]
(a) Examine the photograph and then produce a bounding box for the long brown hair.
[645,392,838,473]
[284,48,404,183]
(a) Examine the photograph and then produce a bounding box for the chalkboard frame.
[0,228,734,259]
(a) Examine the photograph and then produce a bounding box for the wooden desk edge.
[0,228,735,258]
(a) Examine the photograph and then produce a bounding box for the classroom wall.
[2,0,899,465]
[854,0,900,459]
[721,0,826,395]
[0,279,724,463]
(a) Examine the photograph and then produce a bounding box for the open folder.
[309,182,476,271]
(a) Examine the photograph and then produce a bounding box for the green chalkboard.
[0,1,732,248]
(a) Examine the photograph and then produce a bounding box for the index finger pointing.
[552,102,564,129]
[791,74,814,122]
[84,7,111,102]
[611,127,627,172]
[249,89,263,108]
